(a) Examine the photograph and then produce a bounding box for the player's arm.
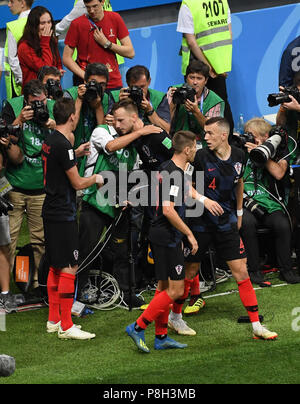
[65,165,103,191]
[63,45,85,80]
[190,185,224,216]
[162,200,198,254]
[235,178,244,230]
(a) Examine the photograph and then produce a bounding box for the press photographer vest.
[4,17,27,99]
[243,161,288,214]
[172,84,224,144]
[82,124,137,218]
[180,0,232,75]
[111,88,166,124]
[5,96,53,191]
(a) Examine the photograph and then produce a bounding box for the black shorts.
[151,242,185,281]
[184,230,247,263]
[43,220,79,269]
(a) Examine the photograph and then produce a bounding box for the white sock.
[1,291,9,295]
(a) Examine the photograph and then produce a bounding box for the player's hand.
[187,233,198,255]
[184,95,199,115]
[75,142,90,158]
[95,174,104,188]
[204,198,224,216]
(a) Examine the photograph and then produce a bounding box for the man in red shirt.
[63,0,134,90]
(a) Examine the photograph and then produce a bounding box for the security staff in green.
[168,60,225,146]
[109,65,171,134]
[1,79,56,289]
[4,0,33,99]
[177,0,234,136]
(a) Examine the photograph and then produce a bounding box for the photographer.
[167,60,225,143]
[1,79,55,292]
[240,118,300,285]
[276,71,300,165]
[109,65,171,133]
[37,65,63,101]
[0,120,24,312]
[78,100,164,307]
[65,63,115,168]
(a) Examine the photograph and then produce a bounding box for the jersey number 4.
[208,177,217,191]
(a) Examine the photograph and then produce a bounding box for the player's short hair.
[205,117,230,134]
[111,99,139,116]
[172,130,196,153]
[244,117,272,138]
[37,66,61,81]
[53,98,75,125]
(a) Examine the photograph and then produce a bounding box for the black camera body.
[243,195,267,220]
[124,86,144,106]
[172,84,196,105]
[84,80,104,103]
[30,100,49,125]
[46,79,63,100]
[0,119,22,139]
[268,86,300,107]
[0,195,13,216]
[249,126,287,167]
[235,132,256,148]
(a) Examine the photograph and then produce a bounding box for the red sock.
[47,267,61,324]
[137,290,174,329]
[58,272,75,331]
[172,279,192,314]
[237,277,259,323]
[190,274,200,296]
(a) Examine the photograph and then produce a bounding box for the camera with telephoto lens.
[124,86,144,107]
[0,195,13,216]
[0,118,22,139]
[235,132,256,148]
[243,195,267,220]
[30,100,49,125]
[267,86,300,107]
[84,80,104,103]
[45,78,63,100]
[172,84,196,105]
[249,126,288,167]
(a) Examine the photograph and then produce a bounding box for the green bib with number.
[5,96,52,190]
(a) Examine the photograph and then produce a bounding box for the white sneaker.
[46,321,81,334]
[168,317,196,336]
[253,325,278,340]
[58,324,96,340]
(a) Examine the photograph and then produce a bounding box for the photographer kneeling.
[239,118,300,285]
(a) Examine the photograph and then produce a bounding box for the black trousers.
[207,75,234,139]
[77,202,131,296]
[240,209,293,273]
